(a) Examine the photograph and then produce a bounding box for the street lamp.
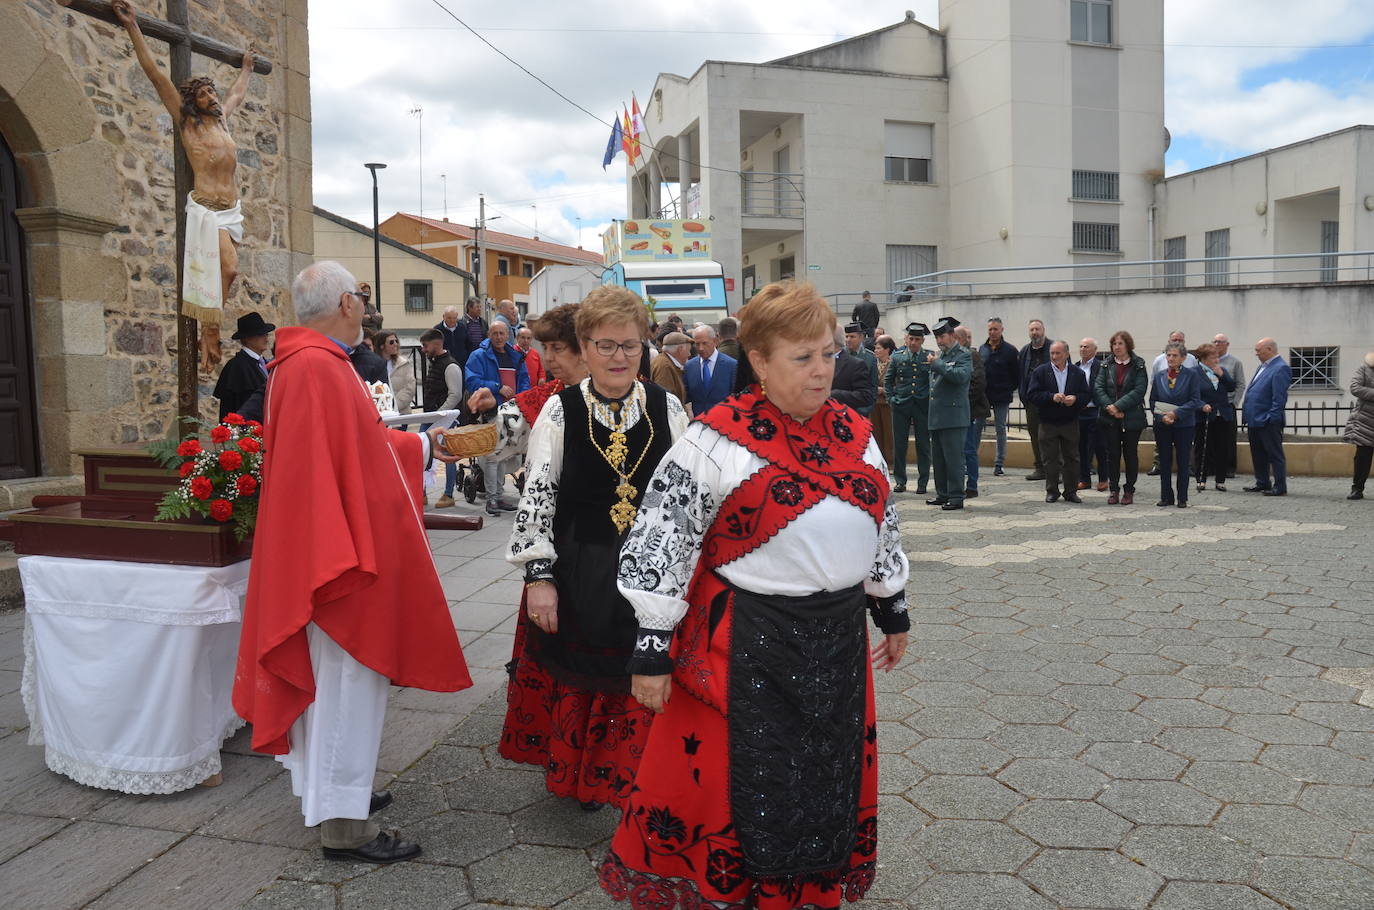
[364,162,386,314]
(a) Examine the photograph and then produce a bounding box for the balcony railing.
[741,172,805,218]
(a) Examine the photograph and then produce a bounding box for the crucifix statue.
[58,0,271,422]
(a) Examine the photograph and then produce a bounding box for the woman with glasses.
[1150,340,1203,508]
[503,286,689,810]
[1094,330,1148,505]
[373,331,415,424]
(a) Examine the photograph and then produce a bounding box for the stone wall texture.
[2,0,312,474]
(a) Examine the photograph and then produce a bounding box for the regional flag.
[632,95,646,142]
[602,114,623,169]
[622,106,637,164]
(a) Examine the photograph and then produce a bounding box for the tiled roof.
[388,213,602,264]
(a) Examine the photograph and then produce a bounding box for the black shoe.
[994,466,1005,476]
[1156,499,1174,507]
[1227,471,1237,478]
[892,483,907,493]
[1063,493,1082,503]
[1045,492,1060,503]
[1177,501,1188,508]
[1147,467,1160,476]
[323,831,422,865]
[369,791,393,815]
[915,485,929,495]
[1026,472,1045,482]
[580,800,604,812]
[1262,489,1286,497]
[1242,484,1271,492]
[941,501,965,511]
[486,500,518,515]
[1215,484,1226,492]
[1350,488,1365,500]
[926,497,948,506]
[964,489,979,498]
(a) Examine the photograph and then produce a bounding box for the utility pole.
[408,105,423,242]
[364,162,386,313]
[440,173,447,221]
[475,193,485,300]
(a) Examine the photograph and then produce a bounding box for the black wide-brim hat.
[232,311,276,340]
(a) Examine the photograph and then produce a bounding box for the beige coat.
[388,353,417,413]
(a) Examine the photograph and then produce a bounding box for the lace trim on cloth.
[598,850,876,909]
[21,617,39,745]
[40,714,245,795]
[525,558,555,583]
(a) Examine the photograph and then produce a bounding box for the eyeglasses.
[589,338,641,357]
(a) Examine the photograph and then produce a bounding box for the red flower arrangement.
[150,413,265,541]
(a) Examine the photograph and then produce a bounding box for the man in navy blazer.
[683,324,738,415]
[1242,337,1292,495]
[1026,340,1090,502]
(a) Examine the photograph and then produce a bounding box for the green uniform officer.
[927,315,973,510]
[843,322,879,416]
[886,322,933,493]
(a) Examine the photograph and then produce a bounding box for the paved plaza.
[2,472,1374,909]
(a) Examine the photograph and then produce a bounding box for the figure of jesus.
[114,0,254,369]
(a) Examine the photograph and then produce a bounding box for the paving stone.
[469,843,596,906]
[87,835,288,910]
[972,671,1059,696]
[1096,779,1220,825]
[1182,761,1304,804]
[511,796,619,848]
[1116,675,1205,698]
[1022,848,1164,909]
[876,794,933,841]
[905,706,1003,739]
[1349,833,1374,871]
[907,871,1056,909]
[90,752,283,833]
[1050,684,1141,711]
[878,753,924,795]
[1200,687,1298,715]
[241,880,338,910]
[1134,697,1230,727]
[403,810,516,867]
[906,775,1024,820]
[1083,742,1186,780]
[982,695,1072,724]
[910,819,1037,873]
[1039,661,1123,685]
[906,738,1012,775]
[336,860,470,910]
[1217,804,1353,857]
[877,720,922,754]
[1067,709,1165,743]
[1331,730,1374,760]
[1229,714,1336,746]
[443,710,507,748]
[1296,701,1374,732]
[1009,799,1131,848]
[864,840,934,900]
[0,811,70,864]
[0,730,117,818]
[990,723,1090,758]
[1122,825,1260,882]
[1257,744,1374,785]
[1155,727,1265,761]
[997,758,1108,798]
[1149,882,1285,910]
[1298,785,1374,832]
[196,773,319,850]
[1254,856,1374,910]
[1264,677,1363,702]
[0,820,182,910]
[398,744,488,784]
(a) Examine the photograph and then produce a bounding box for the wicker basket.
[440,423,498,458]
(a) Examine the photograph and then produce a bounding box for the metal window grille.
[887,245,938,292]
[1321,220,1340,282]
[740,172,805,217]
[1072,222,1119,253]
[1204,229,1231,286]
[884,157,932,183]
[1290,346,1339,390]
[403,281,433,313]
[1072,170,1119,201]
[1163,236,1186,288]
[1071,0,1112,43]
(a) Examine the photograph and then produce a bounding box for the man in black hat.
[843,322,879,415]
[213,311,275,421]
[926,316,972,510]
[886,322,933,493]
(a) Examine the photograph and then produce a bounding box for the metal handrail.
[741,171,805,218]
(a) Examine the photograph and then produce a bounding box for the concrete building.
[312,207,473,338]
[631,1,1164,311]
[379,213,602,314]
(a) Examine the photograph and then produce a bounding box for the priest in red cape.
[233,260,472,865]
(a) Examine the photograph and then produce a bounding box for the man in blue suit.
[683,324,738,415]
[1242,337,1292,496]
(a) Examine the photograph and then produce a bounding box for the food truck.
[601,219,728,322]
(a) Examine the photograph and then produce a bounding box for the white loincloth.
[276,623,389,827]
[182,196,244,323]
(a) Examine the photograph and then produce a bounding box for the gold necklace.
[584,382,656,533]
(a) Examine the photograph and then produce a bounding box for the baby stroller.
[457,457,486,504]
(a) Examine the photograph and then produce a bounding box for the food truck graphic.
[602,219,728,321]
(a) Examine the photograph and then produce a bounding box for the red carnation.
[223,413,246,426]
[247,421,263,436]
[190,476,214,500]
[237,437,261,454]
[236,475,258,496]
[177,439,202,457]
[218,450,243,471]
[209,498,233,522]
[178,461,196,478]
[210,425,232,444]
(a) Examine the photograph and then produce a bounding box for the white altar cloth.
[19,555,251,794]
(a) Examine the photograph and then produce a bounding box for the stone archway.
[0,11,123,483]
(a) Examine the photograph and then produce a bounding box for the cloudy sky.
[309,1,1374,250]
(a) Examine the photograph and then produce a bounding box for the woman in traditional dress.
[600,282,910,909]
[502,287,690,809]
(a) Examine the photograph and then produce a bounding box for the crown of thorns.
[178,76,217,104]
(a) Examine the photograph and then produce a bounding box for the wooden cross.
[58,0,272,425]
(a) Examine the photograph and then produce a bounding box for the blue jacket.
[1242,356,1291,427]
[464,338,530,398]
[1026,362,1090,424]
[1196,363,1237,423]
[979,339,1021,405]
[1149,367,1203,428]
[683,351,738,415]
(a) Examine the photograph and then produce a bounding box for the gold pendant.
[609,497,638,533]
[615,481,638,501]
[605,430,629,467]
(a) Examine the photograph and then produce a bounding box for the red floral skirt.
[598,667,879,909]
[499,599,654,808]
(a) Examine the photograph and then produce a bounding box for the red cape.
[232,327,471,754]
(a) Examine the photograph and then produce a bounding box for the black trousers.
[1199,418,1232,485]
[1078,416,1107,483]
[1248,422,1287,493]
[1102,421,1141,493]
[1156,422,1195,504]
[1354,445,1372,491]
[1038,420,1079,496]
[1024,401,1044,471]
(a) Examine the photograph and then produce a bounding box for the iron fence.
[740,171,805,218]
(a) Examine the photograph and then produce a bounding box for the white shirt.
[700,349,720,377]
[1051,362,1070,396]
[1076,361,1096,408]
